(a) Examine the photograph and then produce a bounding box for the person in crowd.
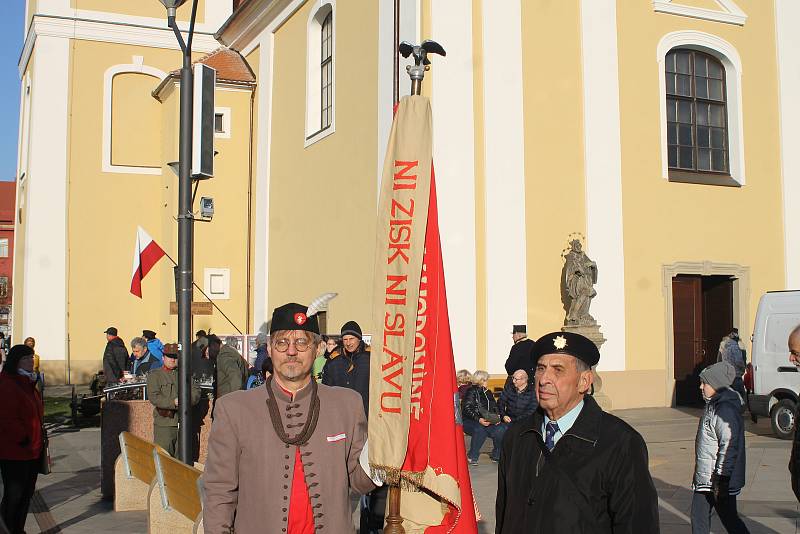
[0,345,43,534]
[324,335,341,360]
[498,368,537,424]
[102,327,129,385]
[717,328,746,400]
[208,336,248,400]
[457,369,473,399]
[190,332,214,381]
[146,343,200,457]
[496,331,659,533]
[789,325,800,502]
[191,329,209,358]
[142,330,164,370]
[320,321,381,532]
[312,335,329,381]
[252,332,269,374]
[246,356,272,390]
[692,361,750,533]
[462,370,505,465]
[23,337,43,393]
[23,338,38,375]
[129,337,156,377]
[322,321,370,416]
[504,324,536,379]
[203,302,379,532]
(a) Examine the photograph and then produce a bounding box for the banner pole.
[384,486,405,534]
[378,38,447,534]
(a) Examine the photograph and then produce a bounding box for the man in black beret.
[496,331,660,533]
[204,303,378,533]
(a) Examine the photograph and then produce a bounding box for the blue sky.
[0,2,24,181]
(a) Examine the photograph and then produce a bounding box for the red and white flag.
[130,226,166,298]
[369,95,478,533]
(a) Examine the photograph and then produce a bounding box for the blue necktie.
[545,421,560,451]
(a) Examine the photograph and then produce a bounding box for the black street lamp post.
[158,0,197,465]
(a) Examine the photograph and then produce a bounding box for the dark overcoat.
[496,395,660,534]
[504,338,536,376]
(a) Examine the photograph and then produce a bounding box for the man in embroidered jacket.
[203,302,378,533]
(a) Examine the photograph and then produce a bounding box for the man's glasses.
[273,338,312,353]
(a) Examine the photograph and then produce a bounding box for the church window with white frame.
[305,1,335,146]
[657,32,745,187]
[666,49,729,174]
[321,11,333,131]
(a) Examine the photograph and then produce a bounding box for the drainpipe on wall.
[245,85,256,333]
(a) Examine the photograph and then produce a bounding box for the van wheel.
[770,399,797,440]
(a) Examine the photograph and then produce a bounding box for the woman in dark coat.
[0,345,43,534]
[461,370,506,464]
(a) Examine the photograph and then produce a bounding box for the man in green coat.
[208,336,249,400]
[146,343,200,456]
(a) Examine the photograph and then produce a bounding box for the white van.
[749,290,800,439]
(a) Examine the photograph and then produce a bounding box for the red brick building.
[0,182,15,337]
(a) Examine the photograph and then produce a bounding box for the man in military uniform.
[203,302,379,533]
[146,343,200,456]
[496,331,659,533]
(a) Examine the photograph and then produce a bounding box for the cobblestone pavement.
[2,404,796,533]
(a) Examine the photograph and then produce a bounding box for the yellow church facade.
[14,0,800,409]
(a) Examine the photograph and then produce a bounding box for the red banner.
[398,169,478,533]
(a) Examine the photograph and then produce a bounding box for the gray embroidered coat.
[203,379,376,533]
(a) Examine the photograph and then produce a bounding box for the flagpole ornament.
[399,40,446,96]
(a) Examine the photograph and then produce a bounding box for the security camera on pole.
[156,0,216,465]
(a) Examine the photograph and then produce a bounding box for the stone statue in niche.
[564,239,598,326]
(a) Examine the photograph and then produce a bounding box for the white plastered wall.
[579,0,626,371]
[23,34,70,368]
[775,0,800,289]
[431,0,477,373]
[482,1,527,375]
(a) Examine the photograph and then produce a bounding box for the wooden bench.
[149,448,204,534]
[114,431,161,512]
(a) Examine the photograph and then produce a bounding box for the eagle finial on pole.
[399,39,446,96]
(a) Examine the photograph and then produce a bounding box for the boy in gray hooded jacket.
[691,361,750,534]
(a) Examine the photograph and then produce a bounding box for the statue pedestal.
[561,324,612,411]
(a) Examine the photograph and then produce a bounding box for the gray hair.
[225,336,239,347]
[456,369,473,385]
[130,336,147,350]
[256,332,268,346]
[472,370,490,384]
[574,357,590,373]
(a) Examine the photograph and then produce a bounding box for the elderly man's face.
[132,345,147,360]
[271,330,316,383]
[789,333,800,366]
[512,369,528,390]
[535,354,592,419]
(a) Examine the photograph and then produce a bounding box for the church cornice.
[215,0,303,52]
[19,14,221,78]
